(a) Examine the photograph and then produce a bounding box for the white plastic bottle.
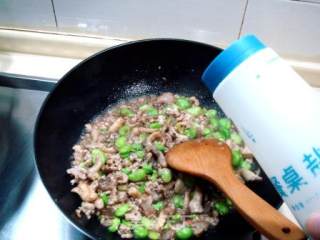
[202,35,320,229]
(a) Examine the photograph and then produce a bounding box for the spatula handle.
[212,175,307,240]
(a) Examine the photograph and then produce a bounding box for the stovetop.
[0,74,90,240]
[0,73,265,240]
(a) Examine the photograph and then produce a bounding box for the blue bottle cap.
[202,35,266,92]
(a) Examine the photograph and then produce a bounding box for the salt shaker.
[202,35,320,228]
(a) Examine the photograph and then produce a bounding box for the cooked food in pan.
[67,93,261,239]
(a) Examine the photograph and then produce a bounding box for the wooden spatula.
[166,139,306,240]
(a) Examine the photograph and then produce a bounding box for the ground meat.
[67,94,262,239]
[71,181,98,202]
[239,169,262,181]
[174,179,186,193]
[157,92,175,104]
[98,175,116,191]
[67,166,87,181]
[189,187,204,213]
[76,202,95,219]
[140,196,156,216]
[183,191,191,212]
[162,182,175,199]
[108,190,119,205]
[114,171,129,184]
[161,229,175,240]
[190,221,210,236]
[145,182,162,201]
[117,191,128,203]
[109,117,125,133]
[100,207,114,220]
[163,202,176,215]
[94,198,104,209]
[128,186,141,198]
[118,224,133,238]
[155,211,168,231]
[125,207,142,223]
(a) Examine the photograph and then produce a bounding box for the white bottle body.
[213,47,320,227]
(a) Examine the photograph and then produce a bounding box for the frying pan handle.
[213,175,307,240]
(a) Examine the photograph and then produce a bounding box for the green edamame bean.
[240,160,252,170]
[159,168,172,183]
[139,104,150,111]
[214,201,230,215]
[119,125,130,136]
[108,218,121,232]
[114,204,131,217]
[184,128,197,139]
[176,97,191,110]
[212,131,226,141]
[209,118,219,129]
[148,231,160,240]
[120,107,134,117]
[121,220,133,228]
[205,109,217,118]
[131,143,143,151]
[121,167,131,175]
[170,214,182,223]
[128,169,146,182]
[150,170,158,182]
[176,227,193,240]
[149,122,162,129]
[219,127,231,139]
[91,148,107,164]
[219,118,232,129]
[154,141,166,152]
[100,193,109,206]
[231,150,244,168]
[230,132,243,145]
[142,163,153,174]
[133,226,149,239]
[186,106,202,116]
[172,195,184,209]
[115,136,127,149]
[152,201,164,211]
[138,183,146,193]
[118,144,132,158]
[136,150,145,159]
[140,105,158,116]
[202,128,212,136]
[141,217,153,229]
[147,107,158,116]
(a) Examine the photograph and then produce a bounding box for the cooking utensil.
[34,39,283,240]
[166,139,306,240]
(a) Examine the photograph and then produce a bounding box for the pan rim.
[33,38,282,240]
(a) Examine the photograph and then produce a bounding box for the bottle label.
[213,47,320,227]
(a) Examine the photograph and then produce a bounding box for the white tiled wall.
[296,0,320,3]
[1,0,320,57]
[0,0,56,30]
[0,0,320,86]
[52,0,247,46]
[241,0,320,62]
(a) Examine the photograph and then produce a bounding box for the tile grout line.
[50,0,58,28]
[0,27,129,42]
[237,0,249,39]
[290,0,320,5]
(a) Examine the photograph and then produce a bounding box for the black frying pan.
[34,39,282,240]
